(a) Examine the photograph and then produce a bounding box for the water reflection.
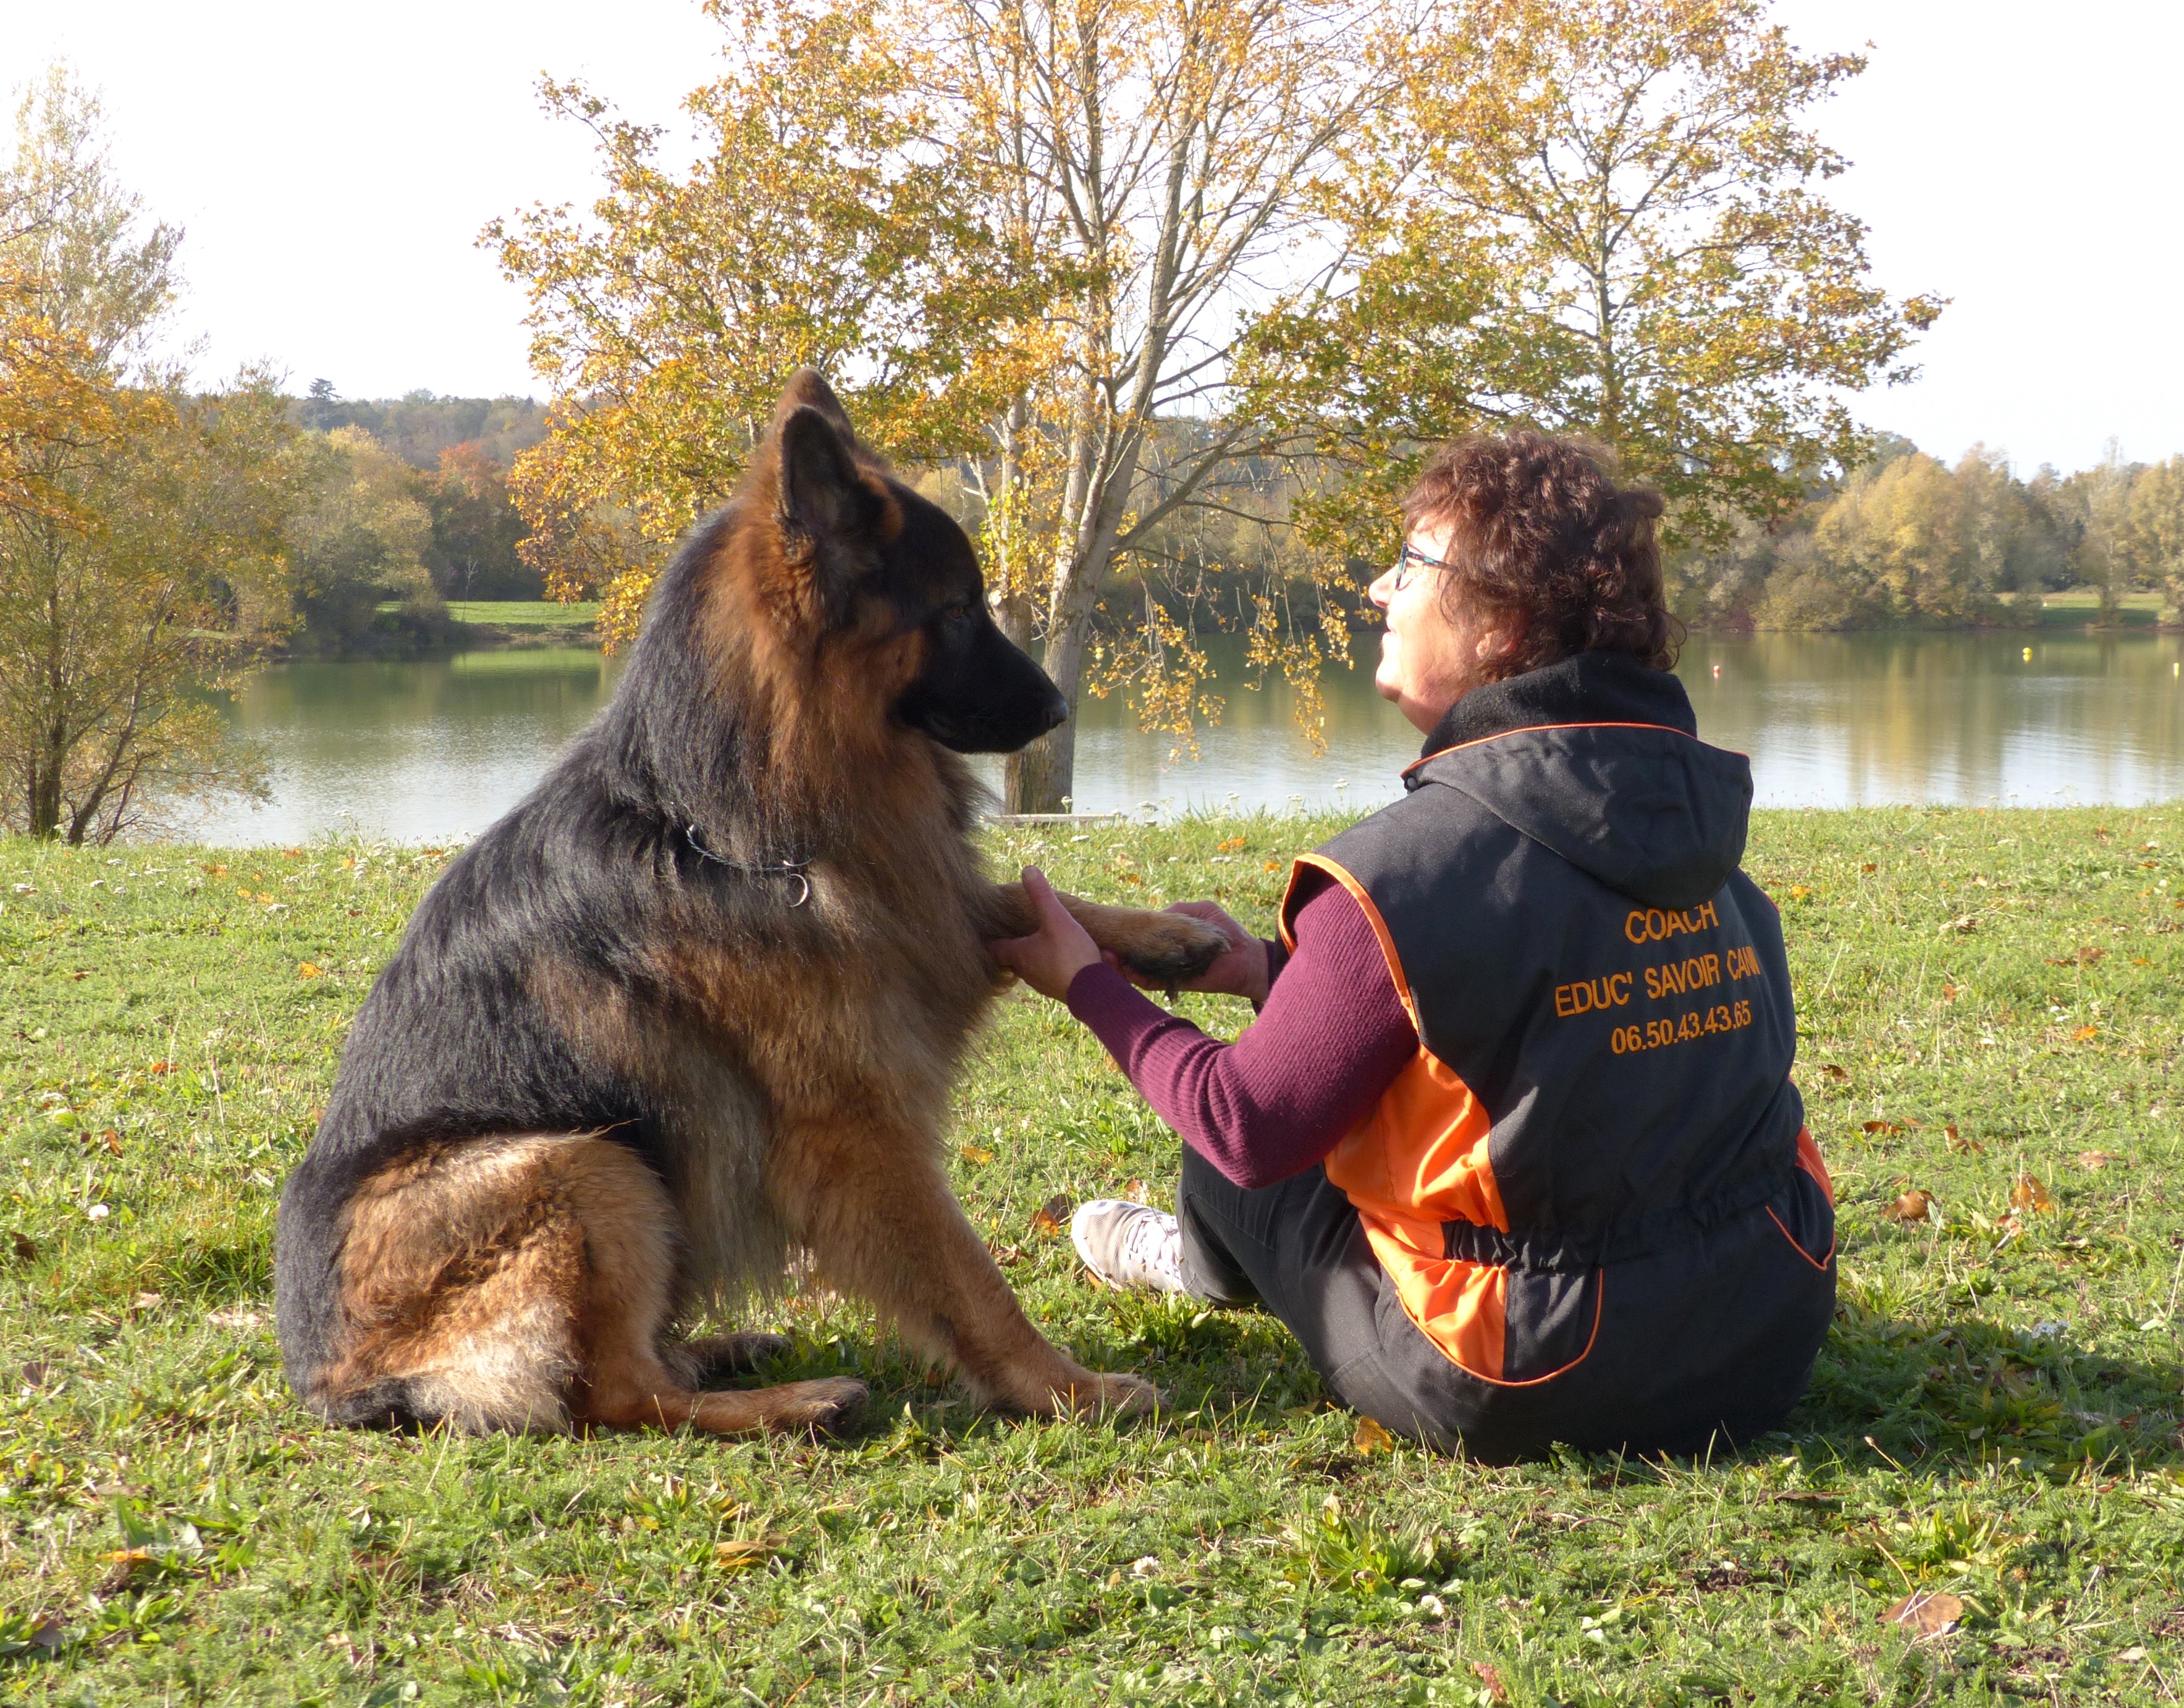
[182,630,2184,844]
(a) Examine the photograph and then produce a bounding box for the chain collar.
[681,823,812,907]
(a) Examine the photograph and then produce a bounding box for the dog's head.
[724,370,1067,755]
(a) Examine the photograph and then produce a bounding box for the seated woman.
[992,432,1836,1462]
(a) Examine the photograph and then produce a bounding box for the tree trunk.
[1005,599,1093,812]
[27,734,62,839]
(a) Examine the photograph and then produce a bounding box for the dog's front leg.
[766,1108,1155,1419]
[980,881,1228,985]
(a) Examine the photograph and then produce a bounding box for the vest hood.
[1408,652,1752,911]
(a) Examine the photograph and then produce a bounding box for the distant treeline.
[1669,437,2184,631]
[283,384,549,637]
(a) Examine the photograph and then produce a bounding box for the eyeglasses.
[1388,542,1454,592]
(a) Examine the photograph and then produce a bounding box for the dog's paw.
[1069,1370,1160,1420]
[770,1376,867,1435]
[1110,914,1229,985]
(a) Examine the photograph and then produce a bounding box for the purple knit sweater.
[1063,872,1419,1188]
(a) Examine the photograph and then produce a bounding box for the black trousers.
[1174,1146,1836,1463]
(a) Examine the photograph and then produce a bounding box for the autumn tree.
[493,0,1405,809]
[279,426,439,649]
[1246,0,1943,575]
[0,69,293,842]
[424,442,533,599]
[488,0,1052,641]
[2128,455,2184,622]
[2046,443,2141,625]
[927,0,1407,809]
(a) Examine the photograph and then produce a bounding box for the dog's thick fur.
[273,372,1225,1437]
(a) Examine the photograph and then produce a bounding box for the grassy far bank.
[443,600,600,631]
[2,809,2183,1706]
[2034,591,2169,629]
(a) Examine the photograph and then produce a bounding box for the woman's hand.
[1117,901,1270,1004]
[988,867,1103,1000]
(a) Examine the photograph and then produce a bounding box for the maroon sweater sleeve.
[1063,875,1419,1188]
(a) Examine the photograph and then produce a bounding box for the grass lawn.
[2036,590,2169,629]
[3,807,2183,1706]
[445,601,601,632]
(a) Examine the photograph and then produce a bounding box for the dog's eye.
[938,604,975,629]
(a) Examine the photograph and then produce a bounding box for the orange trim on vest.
[1794,1125,1833,1205]
[1769,1129,1837,1272]
[1403,719,1737,779]
[1280,853,1420,1030]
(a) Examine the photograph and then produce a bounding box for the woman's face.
[1368,519,1505,734]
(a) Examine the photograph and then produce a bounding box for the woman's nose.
[1367,566,1395,610]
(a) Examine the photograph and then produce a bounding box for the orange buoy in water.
[1711,664,1721,678]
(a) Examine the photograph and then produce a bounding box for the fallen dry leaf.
[1029,1193,1071,1238]
[21,1360,48,1387]
[2076,1151,2124,1171]
[28,1617,64,1651]
[1821,1063,1850,1082]
[714,1536,782,1571]
[1945,1127,1984,1156]
[958,1144,995,1166]
[147,1059,172,1075]
[1883,1190,1940,1225]
[2048,946,2106,967]
[1788,884,1812,902]
[1262,859,1281,872]
[2069,1024,2098,1042]
[1770,1489,1841,1504]
[1880,1588,1963,1637]
[2010,1174,2056,1214]
[8,1230,35,1263]
[1216,836,1247,853]
[201,863,227,877]
[99,1547,154,1592]
[297,962,324,980]
[1940,915,1978,935]
[988,1243,1026,1268]
[1121,1177,1147,1203]
[1941,982,1958,1002]
[1863,1120,1908,1135]
[1861,862,1878,873]
[100,1129,121,1155]
[1470,1661,1509,1703]
[1353,1416,1396,1454]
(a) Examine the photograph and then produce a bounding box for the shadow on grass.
[970,1284,2184,1476]
[1789,1291,2184,1475]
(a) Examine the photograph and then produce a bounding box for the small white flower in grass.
[1129,1555,1160,1579]
[1418,1593,1448,1618]
[86,1203,109,1221]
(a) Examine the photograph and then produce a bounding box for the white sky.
[5,0,2178,476]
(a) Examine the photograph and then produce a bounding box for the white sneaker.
[1071,1200,1189,1294]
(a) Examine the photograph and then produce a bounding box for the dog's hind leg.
[319,1135,861,1437]
[769,1108,1156,1420]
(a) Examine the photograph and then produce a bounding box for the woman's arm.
[1060,873,1416,1188]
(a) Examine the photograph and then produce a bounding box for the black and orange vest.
[1281,653,1832,1387]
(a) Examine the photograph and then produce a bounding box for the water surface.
[181,629,2184,844]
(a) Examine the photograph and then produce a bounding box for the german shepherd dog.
[274,371,1224,1438]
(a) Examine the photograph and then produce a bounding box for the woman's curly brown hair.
[1401,432,1680,676]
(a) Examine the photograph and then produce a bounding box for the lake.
[180,629,2184,845]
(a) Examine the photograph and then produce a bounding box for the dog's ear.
[772,368,892,473]
[774,369,862,452]
[775,405,886,622]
